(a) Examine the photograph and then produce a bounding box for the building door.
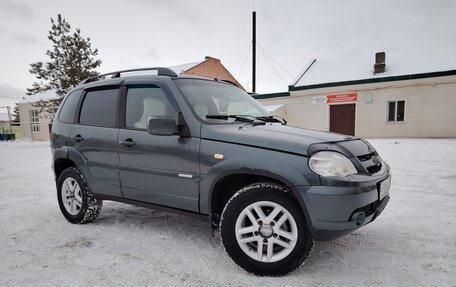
[330,104,356,136]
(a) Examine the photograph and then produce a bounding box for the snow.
[294,50,456,87]
[1,139,455,286]
[169,61,204,75]
[18,90,57,104]
[0,113,10,122]
[0,84,25,108]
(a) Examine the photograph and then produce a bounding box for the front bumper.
[297,162,391,241]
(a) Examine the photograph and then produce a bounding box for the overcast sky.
[0,0,455,108]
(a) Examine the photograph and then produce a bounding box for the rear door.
[69,85,122,197]
[118,81,199,212]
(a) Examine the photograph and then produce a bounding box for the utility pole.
[252,11,256,93]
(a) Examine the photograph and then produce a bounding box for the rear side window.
[79,88,118,127]
[58,89,83,123]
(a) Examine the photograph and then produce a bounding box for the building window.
[387,100,405,122]
[29,110,40,133]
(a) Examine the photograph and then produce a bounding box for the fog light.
[351,212,366,226]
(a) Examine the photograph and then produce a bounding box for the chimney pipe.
[374,52,386,74]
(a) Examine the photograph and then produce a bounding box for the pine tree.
[12,105,20,123]
[27,14,101,116]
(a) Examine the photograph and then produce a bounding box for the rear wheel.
[57,167,102,224]
[220,183,314,276]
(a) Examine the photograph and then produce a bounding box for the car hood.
[201,123,359,157]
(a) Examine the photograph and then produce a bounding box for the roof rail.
[80,67,178,84]
[219,79,238,87]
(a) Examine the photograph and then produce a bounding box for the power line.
[0,95,22,99]
[257,46,289,85]
[238,43,252,79]
[257,43,294,79]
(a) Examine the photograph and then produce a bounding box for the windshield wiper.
[206,114,287,126]
[255,115,287,125]
[206,114,260,124]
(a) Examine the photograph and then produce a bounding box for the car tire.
[57,167,102,224]
[220,182,314,276]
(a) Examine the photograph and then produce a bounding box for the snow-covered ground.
[0,139,455,286]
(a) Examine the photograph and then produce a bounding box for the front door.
[329,104,356,136]
[118,83,200,212]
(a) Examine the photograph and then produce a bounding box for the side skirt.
[94,194,209,222]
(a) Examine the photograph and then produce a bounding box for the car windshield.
[174,79,270,123]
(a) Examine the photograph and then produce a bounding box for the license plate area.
[378,176,391,200]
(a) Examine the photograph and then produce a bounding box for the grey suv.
[51,67,391,276]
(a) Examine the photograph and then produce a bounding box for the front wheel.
[220,183,314,276]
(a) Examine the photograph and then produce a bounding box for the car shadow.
[91,201,392,276]
[92,201,215,242]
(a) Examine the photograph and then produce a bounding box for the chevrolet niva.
[51,67,391,276]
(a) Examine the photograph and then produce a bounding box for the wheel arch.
[53,147,90,180]
[54,158,77,179]
[207,169,312,228]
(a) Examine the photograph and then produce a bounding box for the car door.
[118,81,200,212]
[69,85,122,197]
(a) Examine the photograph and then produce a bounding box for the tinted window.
[58,89,83,123]
[79,89,118,127]
[126,86,175,129]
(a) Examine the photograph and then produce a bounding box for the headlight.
[308,151,358,177]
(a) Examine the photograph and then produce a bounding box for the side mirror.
[147,116,178,136]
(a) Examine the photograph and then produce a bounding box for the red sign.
[326,93,357,103]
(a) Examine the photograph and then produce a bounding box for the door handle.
[119,138,136,147]
[72,134,84,142]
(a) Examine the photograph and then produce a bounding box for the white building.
[17,90,56,141]
[256,51,456,138]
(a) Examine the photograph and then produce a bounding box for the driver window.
[126,86,175,130]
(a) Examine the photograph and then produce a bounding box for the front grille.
[367,164,382,174]
[357,151,378,161]
[357,151,382,174]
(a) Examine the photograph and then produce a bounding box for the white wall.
[17,103,52,141]
[258,75,456,138]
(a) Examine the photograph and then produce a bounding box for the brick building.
[170,56,244,90]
